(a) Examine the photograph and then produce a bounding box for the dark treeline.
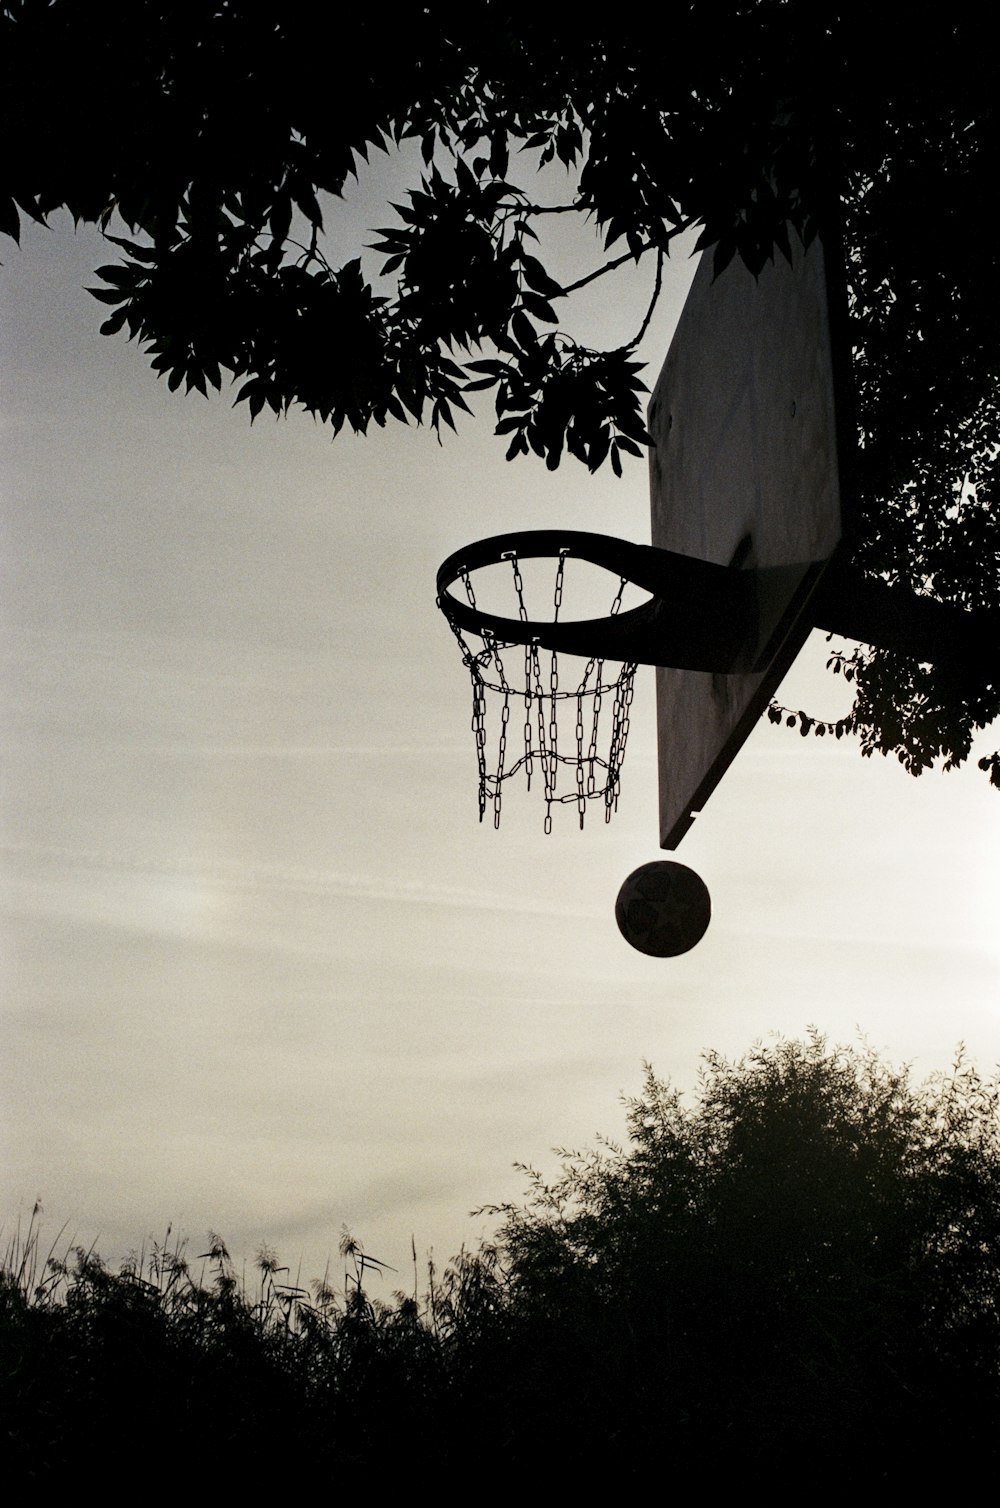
[5,1033,1000,1487]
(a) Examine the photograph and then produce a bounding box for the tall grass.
[1,1206,506,1487]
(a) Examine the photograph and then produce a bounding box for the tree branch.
[519,202,591,216]
[629,247,663,349]
[561,243,653,296]
[561,220,695,298]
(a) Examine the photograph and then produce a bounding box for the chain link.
[553,549,567,620]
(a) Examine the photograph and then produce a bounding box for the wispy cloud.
[2,839,602,924]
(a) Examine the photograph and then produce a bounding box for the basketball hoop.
[437,534,638,832]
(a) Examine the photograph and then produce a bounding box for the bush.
[476,1033,1000,1484]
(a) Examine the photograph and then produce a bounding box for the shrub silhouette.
[469,1034,1000,1484]
[4,1035,1000,1485]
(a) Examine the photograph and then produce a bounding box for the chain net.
[440,547,637,832]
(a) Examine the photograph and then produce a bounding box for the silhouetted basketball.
[615,861,711,957]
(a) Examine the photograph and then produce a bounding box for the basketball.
[615,861,712,957]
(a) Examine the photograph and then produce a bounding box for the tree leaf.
[521,292,558,324]
[103,234,159,264]
[520,254,563,298]
[87,287,129,305]
[511,310,535,350]
[99,308,129,336]
[0,197,21,243]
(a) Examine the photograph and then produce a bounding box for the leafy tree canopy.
[478,1033,1000,1483]
[2,2,998,779]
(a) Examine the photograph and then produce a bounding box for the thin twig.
[630,247,664,349]
[561,218,696,297]
[562,242,655,296]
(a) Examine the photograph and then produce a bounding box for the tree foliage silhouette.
[2,2,998,778]
[476,1034,1000,1484]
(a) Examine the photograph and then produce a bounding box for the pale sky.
[2,187,998,1287]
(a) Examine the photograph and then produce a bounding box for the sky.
[2,176,998,1291]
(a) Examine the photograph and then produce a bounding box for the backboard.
[650,233,847,848]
